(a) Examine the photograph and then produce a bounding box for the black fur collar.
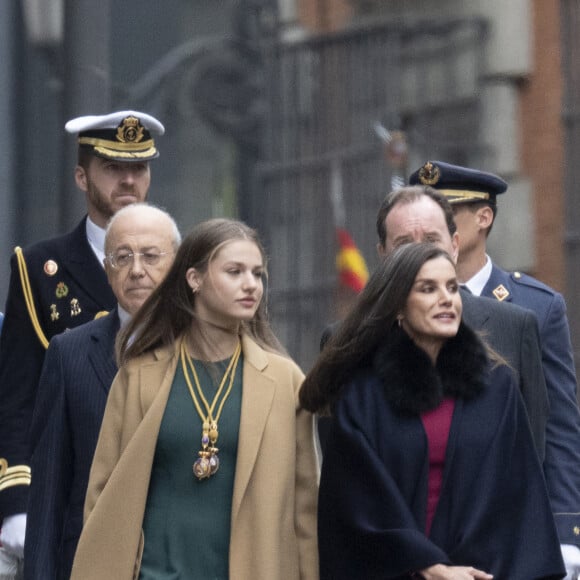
[372,323,489,415]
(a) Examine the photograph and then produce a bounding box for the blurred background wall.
[2,0,579,372]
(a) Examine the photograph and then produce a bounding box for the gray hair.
[104,202,181,253]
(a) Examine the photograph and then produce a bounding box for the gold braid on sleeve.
[0,458,31,491]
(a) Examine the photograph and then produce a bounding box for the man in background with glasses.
[0,110,164,575]
[24,203,180,580]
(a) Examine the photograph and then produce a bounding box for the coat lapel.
[87,310,120,395]
[231,336,276,524]
[459,288,489,330]
[139,344,180,419]
[61,218,116,309]
[482,264,513,303]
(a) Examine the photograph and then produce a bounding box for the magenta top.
[420,397,455,536]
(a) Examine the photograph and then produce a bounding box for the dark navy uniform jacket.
[24,309,119,580]
[0,218,116,518]
[482,262,580,545]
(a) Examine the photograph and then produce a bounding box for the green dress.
[139,355,243,579]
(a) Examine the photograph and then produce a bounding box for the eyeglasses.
[106,251,169,269]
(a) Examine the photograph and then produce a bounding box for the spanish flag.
[336,228,369,293]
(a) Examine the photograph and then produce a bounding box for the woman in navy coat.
[300,242,565,579]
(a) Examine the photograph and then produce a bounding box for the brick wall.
[297,0,352,31]
[519,0,565,290]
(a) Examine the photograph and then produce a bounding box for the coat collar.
[87,308,120,394]
[460,288,489,329]
[231,335,276,522]
[61,217,116,309]
[482,263,513,303]
[372,322,488,415]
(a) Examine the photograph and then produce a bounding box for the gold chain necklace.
[180,338,242,481]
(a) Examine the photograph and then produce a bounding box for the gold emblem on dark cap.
[44,260,58,276]
[492,284,510,302]
[418,161,441,186]
[116,116,144,144]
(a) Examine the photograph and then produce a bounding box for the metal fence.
[245,17,488,370]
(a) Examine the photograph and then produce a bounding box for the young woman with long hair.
[71,218,319,580]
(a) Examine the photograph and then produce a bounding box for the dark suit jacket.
[319,289,549,462]
[24,310,119,580]
[482,263,580,544]
[460,290,548,458]
[0,218,116,517]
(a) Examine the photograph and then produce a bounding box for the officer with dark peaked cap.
[0,110,164,566]
[410,160,580,577]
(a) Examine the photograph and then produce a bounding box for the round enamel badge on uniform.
[44,260,58,276]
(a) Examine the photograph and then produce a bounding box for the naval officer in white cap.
[0,110,164,573]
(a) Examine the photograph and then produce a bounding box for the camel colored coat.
[70,335,320,580]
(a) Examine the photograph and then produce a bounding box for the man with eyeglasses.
[0,111,164,572]
[24,203,180,579]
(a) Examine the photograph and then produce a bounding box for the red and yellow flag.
[336,228,369,293]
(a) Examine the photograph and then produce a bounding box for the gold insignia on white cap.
[492,284,510,302]
[65,110,165,162]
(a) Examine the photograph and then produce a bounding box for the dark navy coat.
[482,263,580,544]
[0,218,116,517]
[24,310,119,580]
[319,325,565,579]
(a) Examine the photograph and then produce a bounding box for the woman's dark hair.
[299,242,455,414]
[116,218,286,365]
